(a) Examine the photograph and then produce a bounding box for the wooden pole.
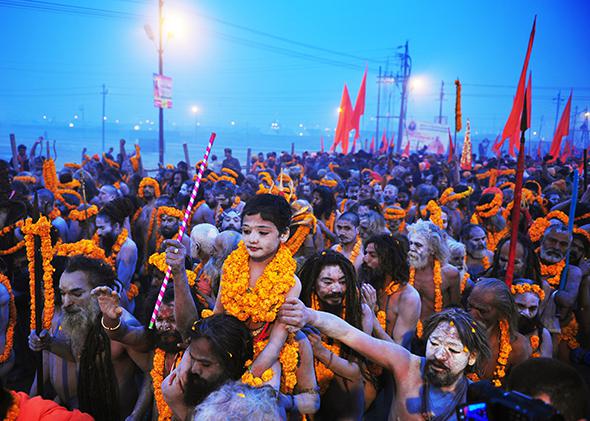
[291,142,295,156]
[9,134,18,170]
[183,143,190,169]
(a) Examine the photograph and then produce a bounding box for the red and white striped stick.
[149,132,216,328]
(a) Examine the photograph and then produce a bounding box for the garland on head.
[130,144,141,173]
[286,225,311,256]
[21,216,55,332]
[439,186,473,206]
[148,252,196,287]
[421,200,444,230]
[472,191,503,220]
[510,283,545,301]
[138,177,161,199]
[384,207,406,232]
[0,274,16,363]
[13,175,38,184]
[220,242,296,323]
[67,205,98,222]
[55,239,107,261]
[475,169,516,188]
[529,210,569,243]
[335,236,362,265]
[155,207,184,250]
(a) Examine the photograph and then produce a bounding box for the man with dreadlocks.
[466,278,531,386]
[29,256,142,420]
[298,250,370,420]
[280,302,491,421]
[95,197,138,311]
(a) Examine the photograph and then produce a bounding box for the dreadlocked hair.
[423,308,491,375]
[364,234,409,289]
[298,250,363,361]
[481,232,541,285]
[78,315,120,421]
[98,196,134,226]
[312,185,336,220]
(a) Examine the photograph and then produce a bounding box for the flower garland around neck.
[422,200,444,230]
[0,274,16,364]
[377,280,402,331]
[241,334,299,394]
[48,207,61,220]
[0,240,25,256]
[22,216,55,331]
[540,259,565,288]
[67,205,98,222]
[221,242,296,323]
[151,348,183,421]
[409,259,442,338]
[286,225,311,256]
[335,236,362,265]
[5,390,20,421]
[130,207,143,225]
[460,272,470,294]
[93,228,128,269]
[559,316,580,350]
[0,224,15,238]
[467,319,511,387]
[325,211,335,233]
[530,335,541,358]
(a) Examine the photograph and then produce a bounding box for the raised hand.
[361,283,378,312]
[91,286,123,321]
[28,329,52,352]
[278,297,310,332]
[164,239,186,275]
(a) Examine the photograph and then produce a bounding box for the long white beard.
[61,300,100,359]
[408,252,430,270]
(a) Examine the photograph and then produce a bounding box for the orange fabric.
[14,392,93,420]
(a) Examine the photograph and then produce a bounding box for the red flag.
[497,18,536,155]
[447,128,454,163]
[560,139,572,163]
[351,67,367,141]
[492,134,502,157]
[369,136,375,154]
[333,84,353,154]
[549,91,572,162]
[379,130,388,154]
[526,72,532,129]
[320,136,324,153]
[509,72,533,157]
[402,140,410,158]
[389,133,395,151]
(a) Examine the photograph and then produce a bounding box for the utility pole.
[396,41,411,153]
[571,106,578,151]
[553,90,563,134]
[438,80,444,124]
[375,66,381,142]
[158,0,165,166]
[101,84,108,152]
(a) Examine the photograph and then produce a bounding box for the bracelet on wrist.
[101,315,121,331]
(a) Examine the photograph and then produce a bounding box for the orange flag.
[333,84,353,153]
[351,67,367,141]
[549,91,572,163]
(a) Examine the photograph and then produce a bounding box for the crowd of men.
[0,137,589,420]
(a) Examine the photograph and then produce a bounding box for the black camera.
[456,380,563,421]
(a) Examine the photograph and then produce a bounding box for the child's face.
[241,213,284,262]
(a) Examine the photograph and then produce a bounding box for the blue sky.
[1,0,589,143]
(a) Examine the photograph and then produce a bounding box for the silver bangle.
[101,316,121,331]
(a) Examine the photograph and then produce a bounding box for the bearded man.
[511,279,552,358]
[332,212,364,270]
[407,220,461,329]
[338,181,360,213]
[382,183,399,208]
[466,278,531,386]
[212,180,244,228]
[299,250,371,420]
[460,224,493,277]
[28,256,143,420]
[220,208,241,233]
[537,223,583,358]
[280,303,491,421]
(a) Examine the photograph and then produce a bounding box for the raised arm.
[279,297,413,378]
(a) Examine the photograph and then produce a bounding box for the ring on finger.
[173,248,179,254]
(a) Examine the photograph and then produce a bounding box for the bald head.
[190,223,219,261]
[214,231,242,260]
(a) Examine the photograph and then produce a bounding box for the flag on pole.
[496,17,536,155]
[351,67,367,141]
[402,140,410,158]
[447,128,454,163]
[379,130,388,154]
[561,139,572,163]
[549,91,573,162]
[460,119,473,170]
[333,84,353,154]
[492,134,502,157]
[389,133,395,151]
[369,136,375,154]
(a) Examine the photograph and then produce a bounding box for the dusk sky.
[1,0,589,148]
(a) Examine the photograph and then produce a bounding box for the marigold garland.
[529,211,569,242]
[377,310,387,331]
[47,207,61,220]
[0,240,25,256]
[13,175,37,184]
[0,274,16,364]
[474,192,503,219]
[510,283,545,301]
[575,212,590,222]
[148,252,196,287]
[334,236,362,265]
[460,272,469,294]
[241,335,300,393]
[530,335,540,358]
[439,186,474,206]
[93,228,128,269]
[314,340,341,394]
[286,225,311,256]
[422,200,444,229]
[139,177,161,199]
[42,158,59,192]
[409,259,443,313]
[130,144,141,173]
[481,256,490,270]
[151,348,182,421]
[67,205,98,222]
[0,224,14,238]
[59,179,81,190]
[64,162,81,170]
[102,153,120,169]
[486,227,509,253]
[221,242,296,323]
[21,216,55,332]
[540,259,565,288]
[126,283,140,301]
[55,239,107,261]
[559,317,580,350]
[468,319,512,387]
